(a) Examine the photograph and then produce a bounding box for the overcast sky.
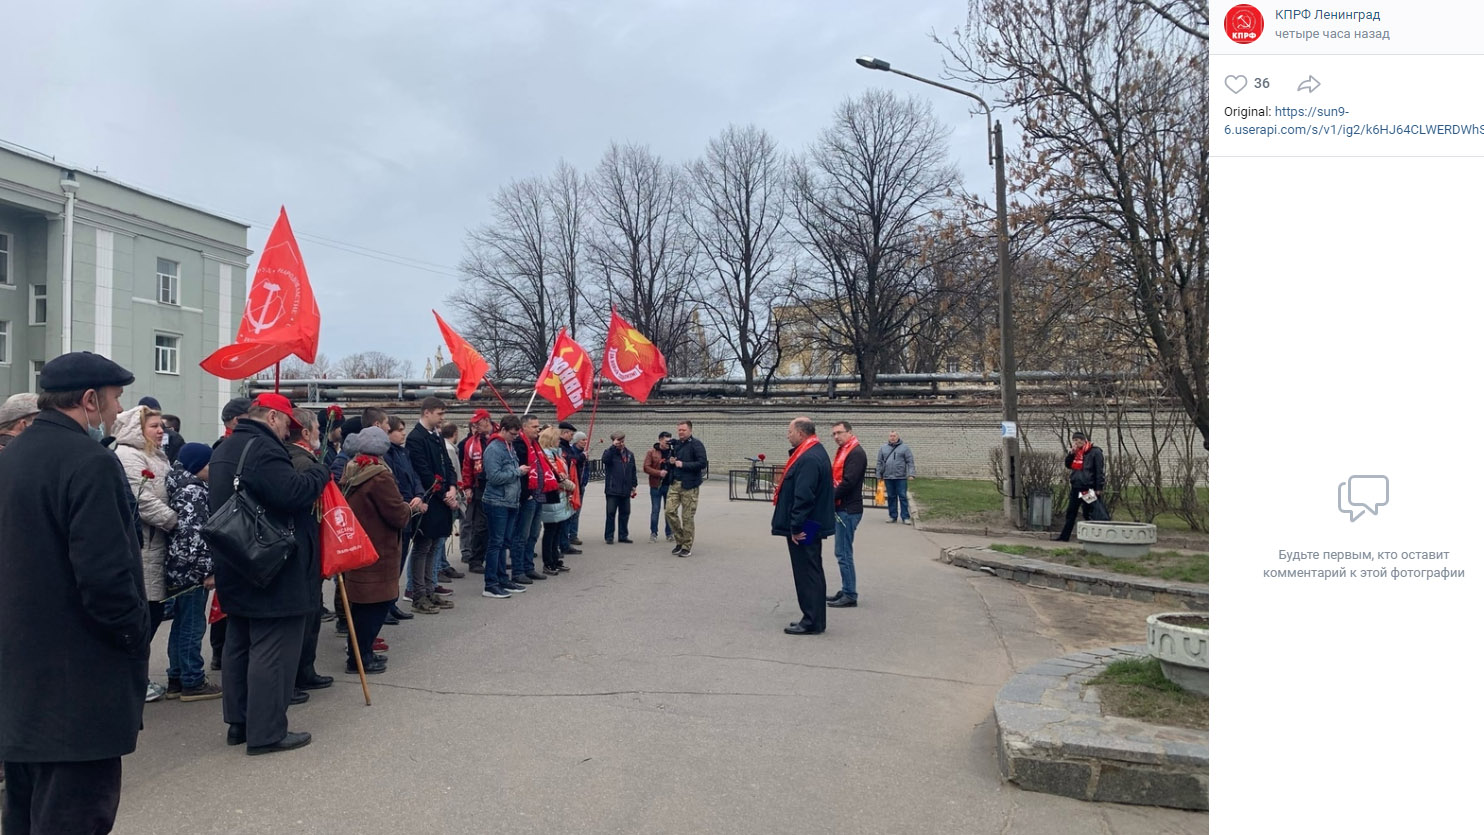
[4,0,1001,373]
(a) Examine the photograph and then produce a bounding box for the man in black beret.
[0,352,149,833]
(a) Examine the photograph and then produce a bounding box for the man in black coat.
[601,432,638,544]
[0,351,148,833]
[209,393,330,755]
[770,417,836,635]
[406,397,459,613]
[1054,431,1110,541]
[663,419,708,557]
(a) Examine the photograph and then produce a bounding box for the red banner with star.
[535,329,593,421]
[600,309,667,402]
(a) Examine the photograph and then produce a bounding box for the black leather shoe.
[784,624,823,635]
[390,605,414,620]
[226,723,246,746]
[348,658,387,674]
[468,562,485,573]
[827,596,858,608]
[826,591,842,602]
[618,538,634,543]
[290,691,309,705]
[563,547,582,555]
[298,674,333,690]
[247,731,312,756]
[383,613,399,625]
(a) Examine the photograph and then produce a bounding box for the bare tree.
[789,89,961,394]
[547,159,589,339]
[587,142,702,375]
[335,351,412,379]
[941,0,1209,446]
[255,353,332,380]
[455,176,561,378]
[685,124,789,394]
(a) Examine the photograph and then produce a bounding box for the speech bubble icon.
[1338,475,1389,521]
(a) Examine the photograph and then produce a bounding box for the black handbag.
[200,438,296,589]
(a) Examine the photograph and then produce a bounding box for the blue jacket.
[481,437,523,509]
[876,441,915,480]
[385,444,422,502]
[602,445,638,496]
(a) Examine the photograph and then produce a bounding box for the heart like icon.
[1224,75,1248,94]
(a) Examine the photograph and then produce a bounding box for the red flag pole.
[482,376,516,415]
[587,379,600,442]
[274,361,281,394]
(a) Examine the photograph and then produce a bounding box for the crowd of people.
[0,349,992,833]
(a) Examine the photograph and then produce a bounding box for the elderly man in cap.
[0,392,41,451]
[0,352,149,833]
[457,408,494,573]
[208,392,331,755]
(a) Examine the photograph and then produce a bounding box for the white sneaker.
[145,681,166,703]
[649,534,658,543]
[482,588,510,599]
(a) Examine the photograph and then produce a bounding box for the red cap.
[471,408,492,424]
[253,393,303,430]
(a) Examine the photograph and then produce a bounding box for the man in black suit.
[770,417,835,635]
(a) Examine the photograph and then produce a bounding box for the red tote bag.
[320,481,379,578]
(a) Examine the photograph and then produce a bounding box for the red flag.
[534,329,593,421]
[201,207,321,379]
[601,310,667,402]
[433,310,489,400]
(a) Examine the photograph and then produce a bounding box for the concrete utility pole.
[854,57,1021,527]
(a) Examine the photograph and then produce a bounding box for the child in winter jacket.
[163,443,221,701]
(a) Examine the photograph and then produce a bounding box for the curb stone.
[994,645,1209,811]
[942,546,1208,610]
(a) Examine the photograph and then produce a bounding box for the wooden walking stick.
[337,574,371,706]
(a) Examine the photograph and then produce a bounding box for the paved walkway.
[118,490,1205,834]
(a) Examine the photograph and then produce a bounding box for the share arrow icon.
[1297,75,1322,93]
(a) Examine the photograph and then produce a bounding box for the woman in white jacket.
[113,404,178,702]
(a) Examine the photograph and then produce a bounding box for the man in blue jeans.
[509,414,548,584]
[876,431,916,524]
[643,431,673,542]
[828,421,867,607]
[481,415,530,598]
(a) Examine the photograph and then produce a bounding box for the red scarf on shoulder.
[773,436,821,505]
[832,436,859,487]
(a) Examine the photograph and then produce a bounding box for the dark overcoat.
[208,418,329,619]
[0,411,150,761]
[770,442,836,540]
[407,421,456,539]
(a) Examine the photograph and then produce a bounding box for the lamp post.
[855,56,1020,527]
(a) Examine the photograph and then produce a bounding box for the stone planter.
[1146,612,1209,695]
[1075,520,1158,558]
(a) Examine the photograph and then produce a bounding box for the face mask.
[83,391,107,442]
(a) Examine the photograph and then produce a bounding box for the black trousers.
[210,616,226,660]
[604,494,631,541]
[295,594,323,688]
[222,614,305,748]
[787,538,827,632]
[1057,493,1110,540]
[347,600,393,664]
[460,487,487,565]
[1,758,121,835]
[541,522,563,570]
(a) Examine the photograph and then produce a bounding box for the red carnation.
[353,454,379,467]
[756,454,765,462]
[141,469,156,480]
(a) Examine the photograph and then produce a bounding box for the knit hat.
[137,396,162,410]
[355,426,391,456]
[177,443,212,476]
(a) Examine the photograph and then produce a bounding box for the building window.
[0,232,10,285]
[154,333,180,375]
[29,284,47,325]
[0,320,9,364]
[33,360,44,393]
[156,258,180,306]
[946,357,961,373]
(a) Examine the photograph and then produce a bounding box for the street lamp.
[856,55,1021,528]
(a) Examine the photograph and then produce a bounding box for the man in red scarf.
[1054,432,1109,541]
[827,420,867,608]
[771,417,835,635]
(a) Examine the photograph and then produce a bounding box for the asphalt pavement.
[116,487,1206,834]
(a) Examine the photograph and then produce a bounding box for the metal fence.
[728,462,888,509]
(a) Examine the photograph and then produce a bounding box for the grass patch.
[1090,657,1208,731]
[908,478,1207,534]
[989,544,1208,584]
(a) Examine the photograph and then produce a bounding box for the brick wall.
[417,400,1204,483]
